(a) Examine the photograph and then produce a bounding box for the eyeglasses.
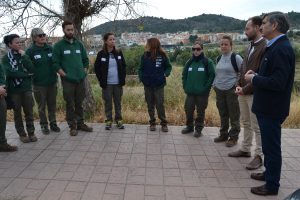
[38,34,46,38]
[192,47,202,51]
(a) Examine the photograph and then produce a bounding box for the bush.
[122,46,144,75]
[176,49,191,66]
[204,48,220,63]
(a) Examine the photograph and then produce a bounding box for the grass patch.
[6,65,300,128]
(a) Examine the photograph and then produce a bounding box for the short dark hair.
[262,12,290,34]
[3,34,20,47]
[221,35,233,46]
[62,20,73,29]
[249,16,262,27]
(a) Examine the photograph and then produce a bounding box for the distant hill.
[87,12,300,35]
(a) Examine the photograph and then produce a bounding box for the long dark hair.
[145,38,167,61]
[102,32,119,54]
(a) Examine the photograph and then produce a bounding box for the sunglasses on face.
[38,34,46,38]
[192,47,202,51]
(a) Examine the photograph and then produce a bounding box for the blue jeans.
[256,115,285,191]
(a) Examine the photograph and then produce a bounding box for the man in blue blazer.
[245,12,295,196]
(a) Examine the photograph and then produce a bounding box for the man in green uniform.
[52,20,93,136]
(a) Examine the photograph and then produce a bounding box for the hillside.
[87,12,300,35]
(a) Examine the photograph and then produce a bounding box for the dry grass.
[6,66,300,128]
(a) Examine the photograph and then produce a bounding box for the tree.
[0,0,144,114]
[188,35,198,44]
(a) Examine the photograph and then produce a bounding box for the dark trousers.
[62,79,85,128]
[184,94,209,131]
[214,87,240,138]
[34,84,57,127]
[0,97,7,144]
[256,115,284,191]
[144,86,167,125]
[11,91,35,135]
[102,85,123,122]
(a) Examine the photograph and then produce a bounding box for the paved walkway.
[0,122,299,200]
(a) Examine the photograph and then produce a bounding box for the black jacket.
[252,35,295,119]
[94,49,126,89]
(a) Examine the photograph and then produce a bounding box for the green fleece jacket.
[52,37,89,83]
[2,52,34,94]
[26,43,57,86]
[0,64,5,86]
[182,58,215,95]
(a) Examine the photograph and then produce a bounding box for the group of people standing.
[0,20,93,149]
[0,11,296,196]
[180,12,295,196]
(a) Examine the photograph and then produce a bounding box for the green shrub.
[122,46,144,75]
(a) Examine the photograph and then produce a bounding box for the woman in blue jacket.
[138,38,172,132]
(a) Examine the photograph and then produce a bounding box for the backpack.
[185,56,209,75]
[216,52,239,73]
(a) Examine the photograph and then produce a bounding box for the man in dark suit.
[245,12,295,196]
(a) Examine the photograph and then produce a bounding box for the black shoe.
[251,184,278,196]
[181,126,193,134]
[41,125,50,135]
[193,128,202,138]
[116,120,125,129]
[250,172,265,181]
[50,123,61,132]
[105,120,112,130]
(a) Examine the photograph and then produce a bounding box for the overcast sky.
[1,0,300,38]
[142,0,300,20]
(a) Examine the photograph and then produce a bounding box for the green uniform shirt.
[182,58,215,95]
[26,43,57,86]
[52,37,89,83]
[0,64,6,86]
[2,52,34,94]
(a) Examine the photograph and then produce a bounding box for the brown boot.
[246,155,263,170]
[77,124,93,132]
[19,135,30,143]
[0,143,18,152]
[225,138,238,147]
[28,134,38,142]
[250,172,265,181]
[149,124,156,131]
[70,125,78,136]
[228,150,251,157]
[251,184,278,196]
[214,134,228,143]
[161,125,168,132]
